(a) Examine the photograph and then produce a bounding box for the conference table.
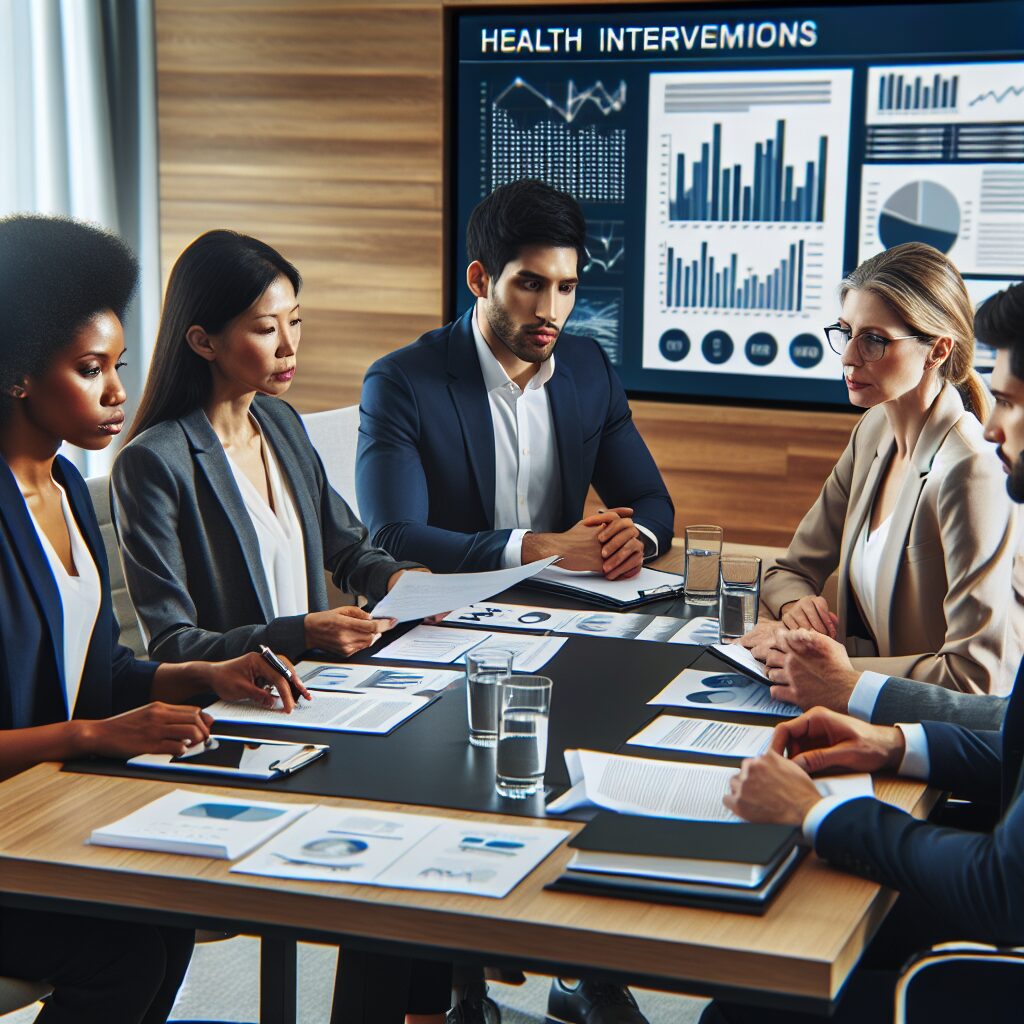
[0,553,934,1023]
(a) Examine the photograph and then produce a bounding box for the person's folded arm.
[356,361,512,572]
[761,418,865,617]
[814,794,1024,945]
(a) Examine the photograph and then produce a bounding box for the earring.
[9,385,25,398]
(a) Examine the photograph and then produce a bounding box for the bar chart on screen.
[643,68,851,378]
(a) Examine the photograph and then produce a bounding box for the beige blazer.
[762,383,1020,693]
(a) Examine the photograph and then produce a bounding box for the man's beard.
[1007,450,1024,503]
[485,297,558,364]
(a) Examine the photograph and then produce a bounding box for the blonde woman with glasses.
[748,241,1020,700]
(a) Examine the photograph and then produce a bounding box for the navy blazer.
[356,308,675,572]
[0,456,157,730]
[112,396,420,663]
[816,658,1024,944]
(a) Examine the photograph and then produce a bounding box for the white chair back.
[86,474,147,658]
[301,405,361,517]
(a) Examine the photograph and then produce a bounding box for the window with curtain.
[0,0,160,475]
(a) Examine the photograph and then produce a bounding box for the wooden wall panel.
[154,0,858,547]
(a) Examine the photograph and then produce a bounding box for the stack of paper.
[89,790,311,859]
[373,625,566,671]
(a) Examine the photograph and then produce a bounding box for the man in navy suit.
[702,281,1024,1021]
[357,179,674,577]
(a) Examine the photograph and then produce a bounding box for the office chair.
[0,977,52,1016]
[300,405,361,516]
[894,941,1024,1023]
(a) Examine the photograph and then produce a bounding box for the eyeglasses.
[823,323,929,362]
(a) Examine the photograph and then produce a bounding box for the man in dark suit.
[357,179,674,576]
[703,281,1024,1021]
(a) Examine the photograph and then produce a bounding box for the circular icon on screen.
[659,329,690,362]
[745,332,778,367]
[701,330,734,364]
[789,334,824,369]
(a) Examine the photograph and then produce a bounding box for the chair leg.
[259,936,298,1024]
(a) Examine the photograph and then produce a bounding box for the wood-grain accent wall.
[154,0,857,547]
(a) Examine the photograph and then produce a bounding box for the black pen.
[257,644,299,697]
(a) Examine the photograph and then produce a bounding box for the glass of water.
[718,555,762,641]
[465,650,513,747]
[496,675,552,799]
[684,525,724,605]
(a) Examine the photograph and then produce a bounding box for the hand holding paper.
[371,557,559,624]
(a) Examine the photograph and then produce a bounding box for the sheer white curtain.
[0,0,160,475]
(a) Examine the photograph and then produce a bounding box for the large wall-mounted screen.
[449,1,1024,408]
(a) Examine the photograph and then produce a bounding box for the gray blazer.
[871,676,1007,730]
[111,396,420,662]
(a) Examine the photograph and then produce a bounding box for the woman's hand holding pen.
[305,606,398,657]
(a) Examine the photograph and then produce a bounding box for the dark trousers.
[0,908,194,1024]
[699,894,1015,1023]
[331,950,453,1023]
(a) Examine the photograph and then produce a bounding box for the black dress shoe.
[447,980,501,1024]
[546,979,649,1024]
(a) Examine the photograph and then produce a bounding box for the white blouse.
[26,480,102,717]
[226,422,309,618]
[849,513,893,642]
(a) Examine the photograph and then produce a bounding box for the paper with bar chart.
[644,69,853,379]
[859,61,1024,277]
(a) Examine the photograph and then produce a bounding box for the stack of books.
[548,813,802,914]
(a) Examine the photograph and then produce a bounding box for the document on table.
[628,714,774,758]
[374,625,566,671]
[441,602,717,645]
[295,661,461,697]
[370,557,559,623]
[649,668,800,718]
[711,641,770,681]
[206,690,430,734]
[547,749,872,821]
[531,565,685,605]
[232,805,569,898]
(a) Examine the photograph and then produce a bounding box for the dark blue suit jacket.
[816,658,1024,944]
[356,308,675,572]
[0,456,157,730]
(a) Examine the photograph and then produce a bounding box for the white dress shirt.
[471,308,659,566]
[849,513,892,647]
[472,309,562,568]
[227,421,309,618]
[27,480,102,717]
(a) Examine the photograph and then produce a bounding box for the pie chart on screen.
[878,181,960,253]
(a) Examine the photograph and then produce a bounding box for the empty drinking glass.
[684,525,724,605]
[718,555,762,641]
[496,675,552,799]
[465,650,513,747]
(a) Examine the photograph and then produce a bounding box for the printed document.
[207,690,429,734]
[371,557,558,623]
[649,667,800,717]
[548,750,872,821]
[628,714,774,757]
[374,625,566,671]
[232,806,568,898]
[442,602,719,645]
[532,565,684,603]
[711,641,771,681]
[295,661,460,697]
